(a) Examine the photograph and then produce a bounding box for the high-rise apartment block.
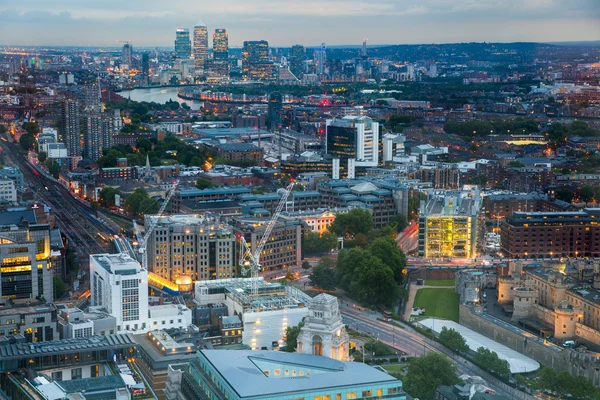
[145,215,236,282]
[174,28,191,59]
[242,40,275,81]
[61,99,81,157]
[314,43,327,75]
[83,113,113,162]
[193,20,208,73]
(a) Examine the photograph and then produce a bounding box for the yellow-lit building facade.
[418,187,481,259]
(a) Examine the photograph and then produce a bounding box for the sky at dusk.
[1,0,599,47]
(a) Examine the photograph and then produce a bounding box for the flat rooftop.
[199,349,400,399]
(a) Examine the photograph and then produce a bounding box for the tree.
[303,231,339,255]
[329,208,373,237]
[195,177,216,190]
[301,261,311,270]
[391,213,408,233]
[368,237,407,284]
[579,185,594,205]
[404,352,460,400]
[53,277,67,300]
[19,134,37,151]
[284,322,304,352]
[554,188,574,204]
[99,187,122,208]
[22,121,40,135]
[292,183,305,192]
[508,160,526,168]
[136,138,153,152]
[438,327,469,354]
[473,347,510,380]
[47,160,61,178]
[309,265,337,291]
[124,188,158,216]
[38,151,47,163]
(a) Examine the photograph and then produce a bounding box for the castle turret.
[511,287,539,322]
[554,301,581,340]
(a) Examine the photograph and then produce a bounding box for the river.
[119,86,203,110]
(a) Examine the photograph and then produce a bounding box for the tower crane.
[132,180,180,271]
[239,181,296,296]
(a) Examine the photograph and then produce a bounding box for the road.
[340,304,535,400]
[397,223,418,254]
[0,138,109,286]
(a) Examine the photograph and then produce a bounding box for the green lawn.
[413,288,459,322]
[382,364,406,373]
[424,279,455,287]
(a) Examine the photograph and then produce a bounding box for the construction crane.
[132,180,180,270]
[239,181,296,296]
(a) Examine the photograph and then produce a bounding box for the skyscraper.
[242,40,274,81]
[290,44,306,78]
[193,20,208,74]
[122,43,133,68]
[211,28,229,76]
[174,28,191,59]
[268,92,283,131]
[61,99,81,157]
[314,43,327,75]
[141,53,150,77]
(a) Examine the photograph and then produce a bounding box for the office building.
[211,28,229,76]
[382,133,406,162]
[145,214,237,283]
[290,44,306,78]
[174,28,191,59]
[418,187,482,259]
[61,99,81,157]
[195,277,310,350]
[172,186,251,213]
[122,43,133,68]
[314,42,327,75]
[90,253,192,333]
[242,40,275,81]
[165,349,406,400]
[83,113,112,162]
[326,116,380,178]
[0,301,58,342]
[193,20,209,73]
[58,307,116,339]
[0,166,24,188]
[231,216,301,272]
[501,209,600,259]
[0,210,54,301]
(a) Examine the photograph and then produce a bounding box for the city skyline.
[1,0,599,47]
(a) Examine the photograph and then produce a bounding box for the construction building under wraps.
[194,277,310,350]
[418,186,482,259]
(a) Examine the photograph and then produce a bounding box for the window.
[71,368,82,380]
[52,371,62,381]
[346,393,357,399]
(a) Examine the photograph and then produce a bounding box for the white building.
[90,253,192,333]
[195,278,310,350]
[41,128,58,141]
[297,293,349,361]
[382,133,406,162]
[42,143,68,159]
[0,179,17,203]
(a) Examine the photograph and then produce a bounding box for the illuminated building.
[145,214,236,282]
[231,216,301,272]
[0,209,53,301]
[90,253,192,333]
[141,52,150,78]
[174,28,191,59]
[242,40,275,81]
[418,187,482,259]
[61,99,81,157]
[195,277,310,350]
[268,92,283,130]
[83,113,112,162]
[501,209,600,259]
[211,28,229,76]
[193,20,208,74]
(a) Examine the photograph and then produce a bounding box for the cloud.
[0,0,598,46]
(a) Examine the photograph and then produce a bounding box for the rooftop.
[199,349,400,399]
[57,374,126,394]
[0,209,37,226]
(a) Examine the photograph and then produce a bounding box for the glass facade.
[326,125,356,161]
